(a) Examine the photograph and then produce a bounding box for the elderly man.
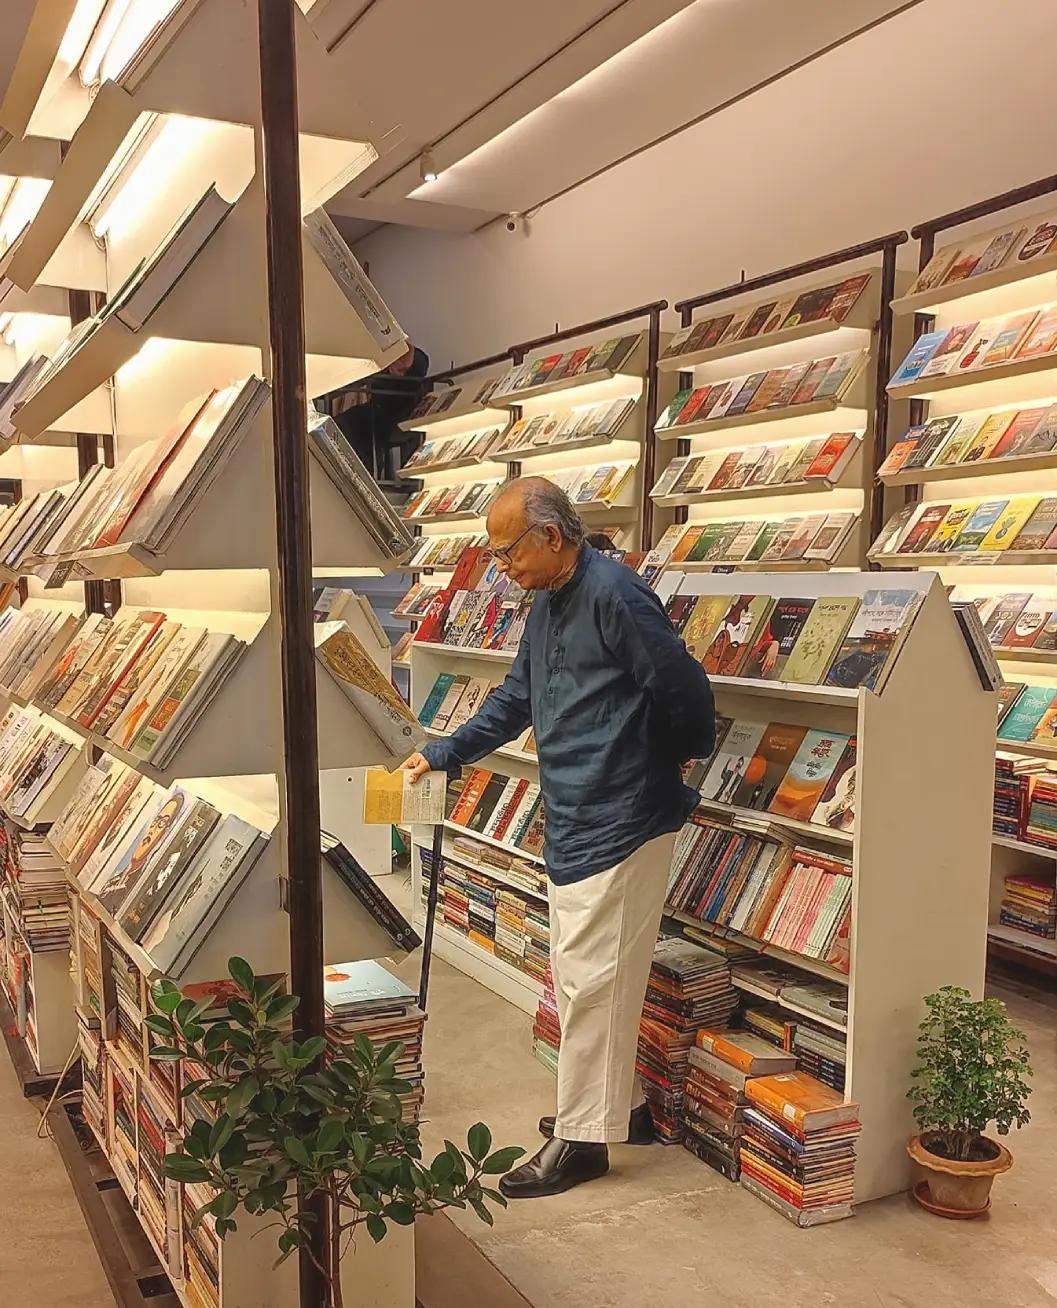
[403,477,714,1198]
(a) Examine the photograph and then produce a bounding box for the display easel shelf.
[876,177,1057,981]
[0,2,417,1303]
[650,235,910,576]
[655,569,992,1203]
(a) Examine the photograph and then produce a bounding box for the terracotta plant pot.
[907,1133,1013,1217]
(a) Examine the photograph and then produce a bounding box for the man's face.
[486,501,563,590]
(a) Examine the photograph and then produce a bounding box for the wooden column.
[256,2,327,1305]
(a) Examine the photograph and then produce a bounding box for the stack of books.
[792,1021,849,1092]
[1024,775,1057,849]
[532,973,560,1075]
[323,961,426,1124]
[684,1028,796,1180]
[740,1071,861,1226]
[999,871,1057,939]
[993,752,1035,839]
[77,1010,105,1143]
[636,937,737,1143]
[524,898,551,985]
[2,821,68,951]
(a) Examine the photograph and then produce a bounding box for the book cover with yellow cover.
[745,1071,860,1131]
[315,621,424,759]
[680,595,731,660]
[980,496,1041,550]
[780,597,859,685]
[927,501,976,552]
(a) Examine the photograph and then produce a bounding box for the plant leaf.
[467,1123,492,1163]
[481,1146,525,1174]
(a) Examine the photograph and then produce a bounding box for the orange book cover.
[745,1071,860,1131]
[449,768,492,826]
[695,1028,797,1075]
[670,526,705,563]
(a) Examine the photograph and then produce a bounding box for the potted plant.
[906,985,1032,1218]
[147,957,524,1308]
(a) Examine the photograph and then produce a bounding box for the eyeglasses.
[486,524,536,564]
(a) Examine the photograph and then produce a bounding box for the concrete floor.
[2,873,1054,1308]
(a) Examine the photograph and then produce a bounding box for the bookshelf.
[648,236,911,575]
[0,3,416,1304]
[874,178,1057,980]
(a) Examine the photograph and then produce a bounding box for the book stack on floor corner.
[323,960,426,1125]
[740,1071,861,1226]
[683,1027,796,1181]
[635,936,737,1143]
[532,971,560,1075]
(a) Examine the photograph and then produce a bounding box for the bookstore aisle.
[384,918,1057,1308]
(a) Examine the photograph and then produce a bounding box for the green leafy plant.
[147,957,524,1308]
[907,985,1032,1162]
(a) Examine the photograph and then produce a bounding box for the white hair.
[519,479,585,547]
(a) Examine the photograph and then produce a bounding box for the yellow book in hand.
[980,496,1041,551]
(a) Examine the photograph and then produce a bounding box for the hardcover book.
[314,623,424,758]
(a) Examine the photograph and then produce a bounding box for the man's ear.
[545,524,564,551]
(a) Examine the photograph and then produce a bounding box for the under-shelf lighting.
[79,0,182,87]
[89,113,212,241]
[0,178,52,257]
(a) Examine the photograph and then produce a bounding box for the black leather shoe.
[499,1137,609,1199]
[538,1102,655,1145]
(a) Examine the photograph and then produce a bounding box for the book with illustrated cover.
[726,373,768,417]
[1015,403,1057,456]
[918,323,979,379]
[902,416,961,470]
[314,622,424,758]
[813,351,865,401]
[810,737,857,833]
[447,675,491,731]
[741,599,815,681]
[681,596,733,661]
[780,514,827,562]
[824,589,921,691]
[780,598,860,686]
[980,497,1041,551]
[928,502,976,553]
[999,685,1057,742]
[727,520,767,562]
[983,593,1032,644]
[658,389,693,429]
[802,433,859,483]
[932,414,986,466]
[803,511,858,562]
[1004,598,1051,649]
[973,228,1025,276]
[953,499,1009,552]
[1010,497,1057,552]
[700,719,767,804]
[790,358,835,406]
[119,797,221,940]
[889,331,946,386]
[702,597,775,677]
[732,722,808,812]
[978,311,1040,368]
[959,412,1016,463]
[130,630,243,764]
[768,731,851,822]
[908,247,961,295]
[1015,308,1057,360]
[990,408,1046,459]
[418,673,455,727]
[995,685,1025,729]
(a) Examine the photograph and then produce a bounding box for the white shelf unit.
[650,245,912,575]
[660,568,992,1204]
[881,193,1057,979]
[0,887,78,1075]
[0,5,416,1304]
[496,325,669,551]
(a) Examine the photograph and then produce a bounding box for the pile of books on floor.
[999,871,1057,939]
[636,937,737,1143]
[324,960,425,1124]
[2,821,69,951]
[532,972,560,1075]
[684,1028,796,1181]
[740,1071,861,1226]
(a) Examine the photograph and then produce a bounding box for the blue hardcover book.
[953,499,1009,551]
[889,330,947,386]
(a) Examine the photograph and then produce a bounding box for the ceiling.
[313,0,924,240]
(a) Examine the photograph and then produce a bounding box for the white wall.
[356,0,1057,368]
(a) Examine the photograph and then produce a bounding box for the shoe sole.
[500,1164,610,1200]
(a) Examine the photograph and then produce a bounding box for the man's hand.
[401,752,430,784]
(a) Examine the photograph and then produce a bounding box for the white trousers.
[548,830,677,1144]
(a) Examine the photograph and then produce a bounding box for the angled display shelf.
[871,178,1057,984]
[646,236,911,578]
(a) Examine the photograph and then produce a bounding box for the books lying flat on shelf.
[879,403,1057,478]
[314,621,424,758]
[872,492,1057,559]
[888,298,1057,391]
[400,425,506,473]
[490,335,642,399]
[307,412,414,559]
[907,208,1057,298]
[321,833,421,952]
[652,509,860,569]
[740,1072,861,1225]
[324,959,425,1124]
[651,431,862,500]
[999,870,1056,939]
[661,274,872,363]
[636,938,737,1143]
[656,350,868,432]
[491,396,638,457]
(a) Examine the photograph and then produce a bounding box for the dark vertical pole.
[256,3,326,1306]
[904,230,935,511]
[640,306,662,546]
[417,822,444,1011]
[68,286,108,615]
[867,240,899,564]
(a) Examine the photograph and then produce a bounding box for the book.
[824,589,920,691]
[1004,598,1051,649]
[978,311,1040,368]
[430,674,470,731]
[889,331,946,385]
[118,798,221,940]
[696,1028,798,1075]
[918,323,979,378]
[1015,308,1057,359]
[701,597,775,677]
[953,499,1009,551]
[999,686,1057,741]
[745,1071,860,1131]
[303,208,404,354]
[740,599,815,681]
[700,720,767,805]
[314,623,424,759]
[990,409,1046,459]
[418,673,455,727]
[979,497,1041,551]
[768,731,851,822]
[732,721,808,811]
[803,512,858,562]
[308,415,414,559]
[802,433,859,483]
[1010,498,1057,552]
[983,593,1032,644]
[321,836,421,953]
[810,737,857,833]
[681,596,734,661]
[779,598,860,686]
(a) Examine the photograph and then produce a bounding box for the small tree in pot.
[906,985,1032,1217]
[147,957,524,1307]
